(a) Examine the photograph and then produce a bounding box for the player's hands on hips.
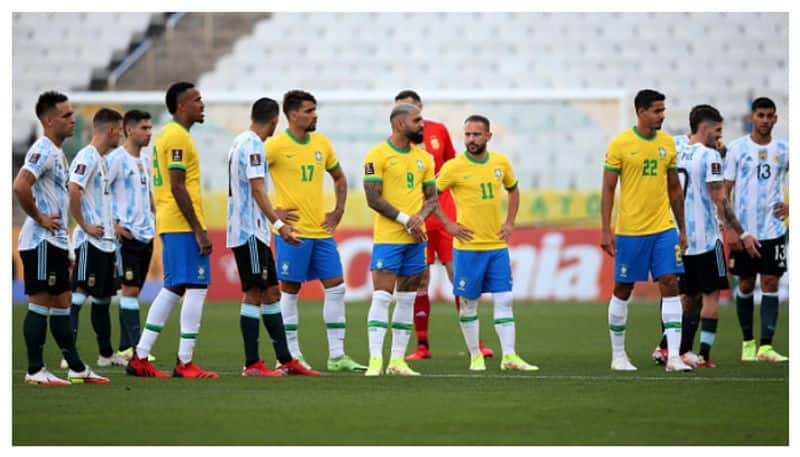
[773,202,788,220]
[497,222,514,241]
[275,207,300,223]
[445,221,473,243]
[725,228,743,252]
[742,234,762,258]
[279,224,302,246]
[406,214,425,232]
[84,223,105,239]
[196,230,212,256]
[409,226,427,243]
[36,213,62,235]
[114,223,133,240]
[321,208,344,233]
[600,229,615,257]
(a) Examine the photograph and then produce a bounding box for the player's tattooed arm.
[416,183,438,220]
[667,170,687,252]
[170,168,212,255]
[364,180,400,221]
[709,180,761,257]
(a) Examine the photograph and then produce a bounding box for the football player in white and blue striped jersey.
[68,108,124,369]
[226,98,317,376]
[676,106,759,367]
[724,97,789,363]
[14,91,107,385]
[106,110,155,365]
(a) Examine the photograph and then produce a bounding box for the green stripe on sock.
[494,317,515,325]
[325,322,346,329]
[664,321,682,330]
[608,324,626,332]
[391,322,414,331]
[144,323,163,332]
[459,315,479,322]
[284,324,299,331]
[368,320,388,328]
[180,333,198,339]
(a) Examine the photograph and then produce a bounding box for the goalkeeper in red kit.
[393,90,494,360]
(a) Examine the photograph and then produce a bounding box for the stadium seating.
[12,12,151,143]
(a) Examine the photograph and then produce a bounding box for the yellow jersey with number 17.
[436,151,518,251]
[265,130,340,239]
[604,127,677,236]
[363,140,435,244]
[152,121,206,234]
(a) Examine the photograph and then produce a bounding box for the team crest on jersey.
[494,168,502,178]
[430,136,440,150]
[758,149,768,161]
[281,262,290,274]
[376,259,384,269]
[197,266,206,280]
[125,268,134,281]
[74,164,87,175]
[619,264,628,279]
[457,278,467,291]
[315,151,322,162]
[47,273,56,286]
[172,149,183,162]
[416,159,424,170]
[249,153,262,166]
[365,162,375,175]
[28,153,41,163]
[773,154,781,164]
[728,257,735,269]
[658,147,667,159]
[87,274,96,287]
[261,268,269,280]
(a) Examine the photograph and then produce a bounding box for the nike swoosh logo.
[629,152,638,156]
[388,161,399,167]
[463,175,472,180]
[287,154,296,159]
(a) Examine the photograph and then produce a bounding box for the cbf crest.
[416,159,424,170]
[315,151,322,162]
[658,147,667,159]
[494,168,503,179]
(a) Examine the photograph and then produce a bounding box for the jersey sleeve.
[666,138,678,171]
[166,131,192,171]
[705,149,724,183]
[723,145,738,181]
[324,137,340,172]
[22,144,53,179]
[363,147,384,183]
[244,138,266,181]
[502,156,518,190]
[422,153,436,186]
[436,160,454,192]
[69,150,94,189]
[604,138,622,173]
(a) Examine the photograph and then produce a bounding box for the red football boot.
[695,358,717,368]
[405,344,432,361]
[126,354,170,378]
[277,358,320,376]
[173,359,220,379]
[479,341,495,358]
[242,360,282,377]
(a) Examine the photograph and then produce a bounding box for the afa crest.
[47,273,56,286]
[261,269,269,280]
[758,149,768,161]
[125,268,134,281]
[87,274,96,287]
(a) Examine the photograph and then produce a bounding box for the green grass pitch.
[12,299,788,445]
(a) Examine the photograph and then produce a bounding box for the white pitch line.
[11,369,786,383]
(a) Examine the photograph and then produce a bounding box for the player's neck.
[172,116,193,131]
[750,131,772,146]
[123,140,141,158]
[388,133,410,151]
[287,125,309,143]
[634,123,656,139]
[43,131,65,148]
[91,137,113,155]
[250,124,269,142]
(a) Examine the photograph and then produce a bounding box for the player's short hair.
[394,90,422,103]
[751,97,776,112]
[282,90,316,117]
[464,114,491,131]
[122,110,151,137]
[35,91,68,120]
[165,81,195,114]
[93,108,123,128]
[251,97,280,123]
[634,89,666,111]
[689,105,723,134]
[390,103,419,124]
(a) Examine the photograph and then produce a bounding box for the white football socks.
[493,291,516,356]
[367,290,393,358]
[662,296,683,358]
[390,291,416,359]
[280,291,301,357]
[323,283,346,359]
[137,288,180,359]
[458,297,481,356]
[178,288,207,364]
[608,294,631,358]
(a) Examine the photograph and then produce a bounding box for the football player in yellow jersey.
[436,115,539,372]
[265,90,365,373]
[601,89,690,373]
[362,104,439,376]
[127,82,218,379]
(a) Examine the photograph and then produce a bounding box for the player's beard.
[406,130,423,144]
[467,143,486,155]
[306,120,317,132]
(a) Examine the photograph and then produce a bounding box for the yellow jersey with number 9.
[436,151,518,250]
[363,140,435,244]
[604,127,677,236]
[265,130,340,239]
[152,121,206,234]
